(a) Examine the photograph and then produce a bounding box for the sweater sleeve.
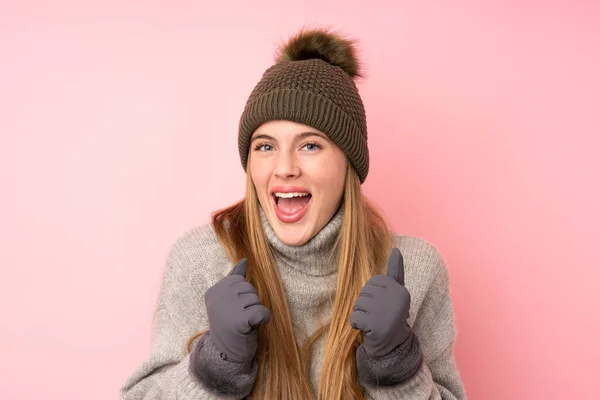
[365,243,466,400]
[119,229,249,400]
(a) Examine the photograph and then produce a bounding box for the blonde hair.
[187,163,392,399]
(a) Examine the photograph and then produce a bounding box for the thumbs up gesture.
[350,248,412,358]
[204,259,271,364]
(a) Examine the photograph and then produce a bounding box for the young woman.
[120,28,466,400]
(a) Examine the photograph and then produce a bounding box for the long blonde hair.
[186,163,392,399]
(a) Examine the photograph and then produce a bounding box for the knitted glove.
[204,258,270,371]
[350,248,422,386]
[190,331,259,398]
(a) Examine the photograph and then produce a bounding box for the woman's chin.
[273,226,311,246]
[266,204,314,246]
[269,216,316,246]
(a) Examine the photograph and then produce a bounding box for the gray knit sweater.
[120,208,466,399]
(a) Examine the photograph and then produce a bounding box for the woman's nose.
[273,152,300,179]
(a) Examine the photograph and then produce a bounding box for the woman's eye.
[255,144,273,151]
[302,142,321,151]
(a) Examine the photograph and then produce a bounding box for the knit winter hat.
[238,29,370,183]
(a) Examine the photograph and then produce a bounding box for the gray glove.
[350,248,412,358]
[204,258,271,367]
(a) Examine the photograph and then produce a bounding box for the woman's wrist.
[189,331,257,397]
[356,330,423,387]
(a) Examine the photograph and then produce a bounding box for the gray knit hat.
[238,29,369,183]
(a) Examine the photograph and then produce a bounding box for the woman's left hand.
[350,247,412,358]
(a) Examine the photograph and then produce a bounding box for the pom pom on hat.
[275,28,363,79]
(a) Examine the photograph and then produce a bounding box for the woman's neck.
[259,207,343,276]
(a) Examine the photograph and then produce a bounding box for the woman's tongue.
[277,196,311,214]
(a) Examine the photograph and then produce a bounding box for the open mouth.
[271,191,312,223]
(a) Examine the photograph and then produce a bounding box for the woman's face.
[249,120,347,246]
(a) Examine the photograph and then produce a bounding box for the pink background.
[1,1,599,399]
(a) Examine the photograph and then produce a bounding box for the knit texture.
[119,208,466,399]
[356,330,423,387]
[189,332,257,398]
[238,58,370,183]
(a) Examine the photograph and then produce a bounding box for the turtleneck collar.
[259,206,344,277]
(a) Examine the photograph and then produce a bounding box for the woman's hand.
[350,248,412,358]
[204,259,270,366]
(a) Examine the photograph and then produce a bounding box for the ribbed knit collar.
[259,206,343,277]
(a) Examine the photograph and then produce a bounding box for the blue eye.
[302,142,321,151]
[254,143,274,152]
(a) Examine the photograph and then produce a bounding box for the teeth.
[274,192,310,198]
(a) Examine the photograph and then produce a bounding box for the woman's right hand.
[204,258,270,365]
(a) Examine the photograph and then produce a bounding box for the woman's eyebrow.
[250,131,328,142]
[296,131,328,140]
[250,133,275,142]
